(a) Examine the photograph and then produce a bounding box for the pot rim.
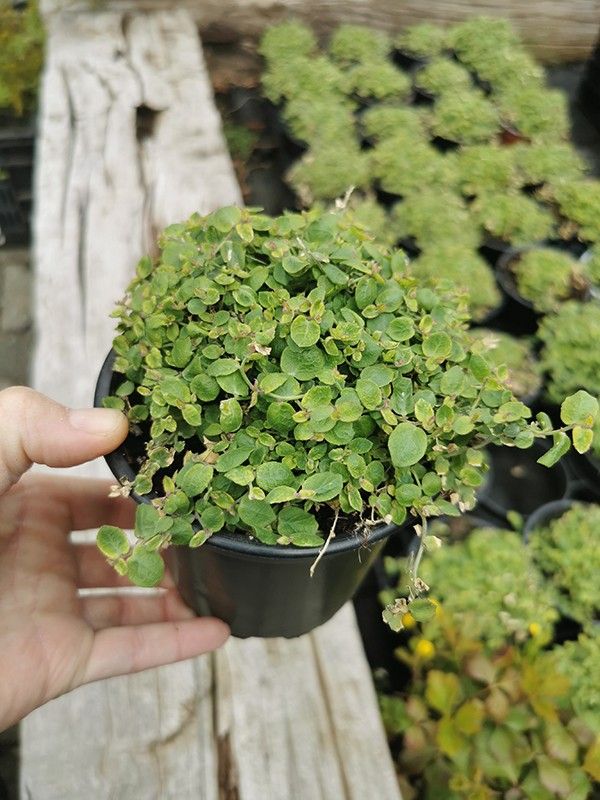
[95,349,404,560]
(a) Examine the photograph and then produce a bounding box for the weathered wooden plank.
[44,0,600,63]
[23,7,402,800]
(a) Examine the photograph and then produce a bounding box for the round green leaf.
[388,422,428,468]
[356,378,382,410]
[422,332,452,360]
[301,471,344,501]
[560,391,599,426]
[290,316,321,348]
[220,398,243,432]
[127,546,165,587]
[97,525,129,559]
[277,506,322,546]
[175,462,214,497]
[256,461,295,491]
[280,345,325,381]
[238,496,276,530]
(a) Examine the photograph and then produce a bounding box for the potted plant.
[371,138,458,198]
[94,206,597,639]
[552,631,600,737]
[498,85,570,142]
[328,24,391,66]
[515,142,586,187]
[469,328,542,403]
[287,140,370,204]
[394,23,448,64]
[552,180,600,243]
[342,60,412,104]
[413,57,472,99]
[448,17,521,71]
[390,189,479,249]
[430,90,499,145]
[528,503,600,631]
[361,104,429,145]
[281,98,355,148]
[472,191,555,247]
[497,246,590,314]
[539,302,600,404]
[258,20,317,64]
[455,143,520,197]
[379,607,599,799]
[409,245,501,323]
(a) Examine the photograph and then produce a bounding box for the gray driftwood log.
[42,0,600,63]
[21,9,403,799]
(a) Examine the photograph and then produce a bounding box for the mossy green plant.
[539,301,600,403]
[259,20,317,63]
[456,144,520,196]
[361,104,429,143]
[515,142,587,186]
[391,190,480,249]
[413,57,472,97]
[372,139,458,197]
[469,329,542,400]
[472,192,555,245]
[553,180,600,243]
[0,0,44,115]
[262,55,344,104]
[552,632,600,736]
[530,504,600,631]
[430,90,499,145]
[342,195,395,245]
[409,245,500,321]
[282,98,356,146]
[499,86,570,142]
[328,24,391,65]
[510,248,589,314]
[343,60,412,102]
[395,23,448,59]
[287,141,370,203]
[449,17,521,68]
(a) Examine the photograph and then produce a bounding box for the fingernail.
[69,408,126,436]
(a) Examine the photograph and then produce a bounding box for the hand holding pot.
[0,387,229,732]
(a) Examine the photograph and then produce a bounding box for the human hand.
[0,387,229,731]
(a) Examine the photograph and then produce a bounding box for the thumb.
[0,386,128,493]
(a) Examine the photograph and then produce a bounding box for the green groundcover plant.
[539,302,600,404]
[380,608,600,799]
[469,329,541,401]
[97,207,597,630]
[529,504,600,631]
[509,248,589,314]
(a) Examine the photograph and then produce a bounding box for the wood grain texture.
[43,0,600,63]
[23,8,402,799]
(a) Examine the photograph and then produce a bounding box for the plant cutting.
[430,90,499,145]
[379,608,600,799]
[539,302,600,404]
[472,191,555,245]
[94,205,598,639]
[469,329,542,402]
[409,246,501,323]
[500,247,590,314]
[529,503,600,631]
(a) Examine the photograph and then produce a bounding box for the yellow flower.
[403,612,417,629]
[415,639,436,660]
[528,622,542,637]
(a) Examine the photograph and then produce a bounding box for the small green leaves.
[388,422,428,467]
[356,378,382,410]
[573,426,593,454]
[220,398,243,432]
[238,496,276,531]
[422,332,452,360]
[135,504,173,540]
[97,526,129,559]
[175,462,213,497]
[290,315,321,347]
[256,461,295,491]
[126,546,165,587]
[277,506,323,546]
[560,391,599,427]
[408,598,437,622]
[301,471,344,501]
[538,432,571,468]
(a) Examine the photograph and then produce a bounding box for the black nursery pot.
[476,441,573,523]
[95,350,402,639]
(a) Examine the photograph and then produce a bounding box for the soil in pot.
[95,349,407,639]
[476,442,572,522]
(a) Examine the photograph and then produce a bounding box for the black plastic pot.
[95,349,404,638]
[476,442,573,523]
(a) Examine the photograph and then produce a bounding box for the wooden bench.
[21,8,402,798]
